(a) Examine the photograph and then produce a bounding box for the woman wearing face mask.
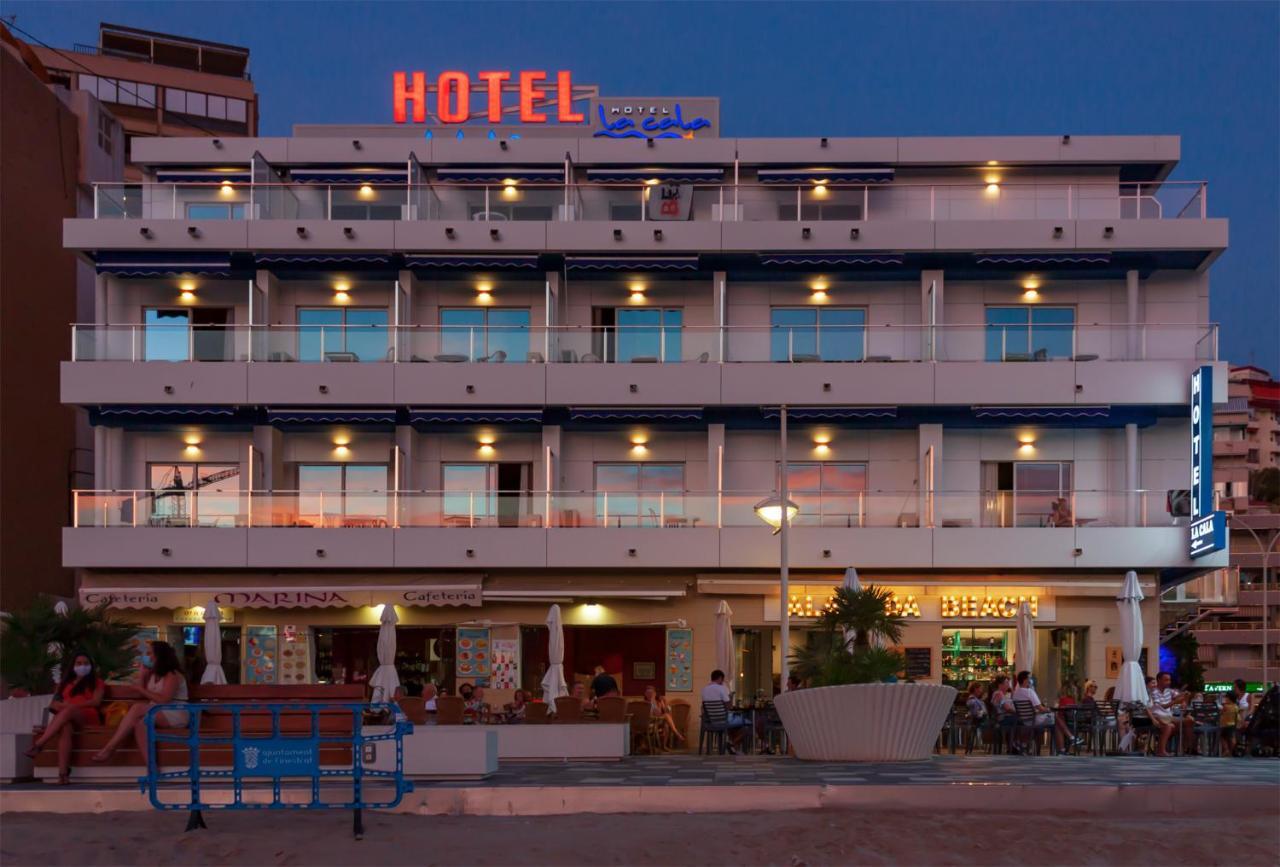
[92,640,188,767]
[25,651,105,784]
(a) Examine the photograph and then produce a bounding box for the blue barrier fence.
[138,702,413,838]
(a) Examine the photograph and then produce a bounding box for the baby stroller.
[1239,686,1278,757]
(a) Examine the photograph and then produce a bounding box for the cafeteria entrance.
[520,624,667,696]
[313,626,456,693]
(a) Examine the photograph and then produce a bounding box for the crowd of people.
[963,670,1262,756]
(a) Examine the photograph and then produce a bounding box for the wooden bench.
[33,683,366,777]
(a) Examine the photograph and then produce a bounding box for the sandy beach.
[2,808,1278,866]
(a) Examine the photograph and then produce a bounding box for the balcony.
[63,323,1220,407]
[1213,440,1251,458]
[64,488,1222,571]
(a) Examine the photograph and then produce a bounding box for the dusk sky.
[8,1,1277,372]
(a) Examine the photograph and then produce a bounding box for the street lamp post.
[753,406,799,692]
[1226,515,1280,688]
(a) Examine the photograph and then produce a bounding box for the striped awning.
[95,252,236,277]
[266,408,398,426]
[975,253,1112,266]
[410,408,544,425]
[570,407,704,422]
[760,253,905,268]
[154,169,251,183]
[585,168,724,184]
[757,167,894,184]
[435,167,564,183]
[761,407,898,421]
[405,254,541,271]
[565,256,701,273]
[94,405,238,422]
[972,406,1112,421]
[288,168,407,185]
[255,253,393,267]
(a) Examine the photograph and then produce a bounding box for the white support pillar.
[395,424,415,490]
[921,269,944,361]
[252,425,277,490]
[93,426,109,489]
[917,424,944,528]
[712,270,727,361]
[1126,269,1141,360]
[1125,423,1139,526]
[545,270,561,362]
[541,425,562,525]
[94,272,110,324]
[707,423,725,525]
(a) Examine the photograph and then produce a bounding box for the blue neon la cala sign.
[593,104,712,140]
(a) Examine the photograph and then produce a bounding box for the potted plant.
[1,597,139,695]
[773,585,957,761]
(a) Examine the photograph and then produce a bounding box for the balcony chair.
[477,350,507,363]
[324,351,359,362]
[697,352,710,363]
[526,351,545,363]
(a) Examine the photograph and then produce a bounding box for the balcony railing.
[71,489,1188,531]
[69,323,1220,363]
[90,180,1211,222]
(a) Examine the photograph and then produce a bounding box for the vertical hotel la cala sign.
[391,71,715,140]
[1189,365,1226,558]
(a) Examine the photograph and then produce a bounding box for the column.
[921,269,944,361]
[1126,269,1141,360]
[251,425,278,490]
[1125,423,1139,526]
[395,424,415,527]
[93,426,110,490]
[707,423,725,527]
[541,425,561,526]
[712,270,727,362]
[917,424,944,528]
[396,269,416,361]
[544,270,561,362]
[94,273,110,324]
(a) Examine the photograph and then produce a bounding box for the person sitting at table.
[505,689,529,722]
[988,674,1016,751]
[1218,691,1240,756]
[645,685,684,749]
[571,681,592,710]
[965,682,988,724]
[1149,671,1194,756]
[701,669,746,753]
[1047,497,1074,527]
[422,683,438,713]
[1012,670,1079,753]
[25,651,105,784]
[465,685,489,720]
[590,665,620,700]
[1079,679,1099,708]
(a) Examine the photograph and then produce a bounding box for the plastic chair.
[553,696,582,721]
[524,702,550,725]
[398,697,427,725]
[626,701,655,754]
[1012,699,1056,755]
[669,700,691,747]
[435,696,465,726]
[596,696,627,724]
[699,701,734,755]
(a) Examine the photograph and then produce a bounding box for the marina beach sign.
[392,70,716,139]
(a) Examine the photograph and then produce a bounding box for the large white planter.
[773,683,957,761]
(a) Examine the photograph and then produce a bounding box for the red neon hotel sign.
[393,70,585,124]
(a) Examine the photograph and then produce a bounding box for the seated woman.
[91,641,187,768]
[464,685,489,721]
[25,651,105,784]
[644,685,684,749]
[505,689,529,722]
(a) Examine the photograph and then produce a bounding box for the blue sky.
[8,1,1277,372]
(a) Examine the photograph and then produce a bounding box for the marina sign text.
[393,70,584,124]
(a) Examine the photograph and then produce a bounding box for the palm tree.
[1,597,138,693]
[789,586,906,687]
[820,585,905,651]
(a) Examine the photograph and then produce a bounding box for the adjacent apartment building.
[59,79,1229,702]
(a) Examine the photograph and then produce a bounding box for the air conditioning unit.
[712,203,743,222]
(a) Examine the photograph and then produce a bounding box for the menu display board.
[456,627,491,679]
[278,626,311,684]
[902,647,933,680]
[665,628,693,692]
[243,625,278,684]
[490,639,519,690]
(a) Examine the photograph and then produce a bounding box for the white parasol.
[199,598,228,684]
[714,600,736,694]
[540,603,568,706]
[368,604,400,704]
[1014,600,1036,682]
[1114,571,1149,704]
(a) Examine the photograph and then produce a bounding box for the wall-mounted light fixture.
[219,180,235,197]
[183,433,202,454]
[477,432,496,455]
[501,179,519,200]
[333,280,351,303]
[358,184,375,199]
[628,281,646,303]
[1018,435,1037,453]
[476,281,494,304]
[333,433,352,456]
[645,178,661,186]
[810,279,829,302]
[630,432,649,455]
[179,280,197,302]
[811,181,829,197]
[812,432,832,455]
[1021,277,1041,301]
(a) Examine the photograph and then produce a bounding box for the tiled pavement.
[430,754,1280,789]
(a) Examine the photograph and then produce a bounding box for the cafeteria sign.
[1188,365,1226,558]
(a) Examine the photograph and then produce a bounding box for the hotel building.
[61,83,1230,703]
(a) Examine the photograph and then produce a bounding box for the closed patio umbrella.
[540,604,568,706]
[199,598,228,685]
[368,603,400,704]
[714,600,735,694]
[1114,571,1149,705]
[1014,600,1036,681]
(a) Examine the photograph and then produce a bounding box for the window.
[784,462,868,527]
[146,463,240,527]
[97,113,115,156]
[984,307,1075,361]
[186,91,207,116]
[298,464,389,526]
[297,308,389,362]
[981,461,1074,528]
[207,95,227,120]
[439,308,530,361]
[136,82,156,107]
[165,87,186,113]
[185,202,246,220]
[594,463,684,527]
[143,309,190,361]
[227,98,247,123]
[330,186,403,221]
[616,308,682,362]
[441,463,533,526]
[609,202,643,221]
[770,307,865,362]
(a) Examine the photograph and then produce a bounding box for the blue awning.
[565,256,701,273]
[760,253,904,268]
[94,252,236,277]
[255,253,393,267]
[405,254,541,271]
[761,407,898,421]
[410,408,544,425]
[288,168,407,185]
[436,167,564,183]
[94,405,237,422]
[570,408,704,422]
[154,170,251,183]
[267,408,398,426]
[972,406,1112,421]
[585,168,724,184]
[757,167,894,184]
[975,253,1112,266]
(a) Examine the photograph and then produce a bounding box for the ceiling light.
[645,178,661,186]
[812,183,828,196]
[219,180,234,197]
[358,184,375,198]
[987,160,999,166]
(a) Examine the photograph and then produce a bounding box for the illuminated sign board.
[1189,365,1227,558]
[393,70,584,124]
[940,595,1038,619]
